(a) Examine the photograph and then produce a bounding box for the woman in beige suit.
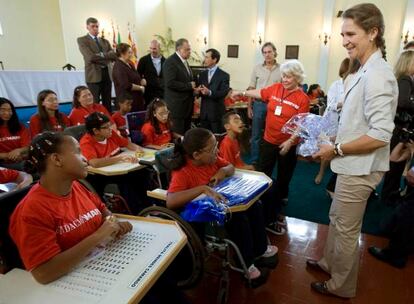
[308,3,398,298]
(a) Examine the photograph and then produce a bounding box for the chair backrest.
[126,111,146,144]
[63,125,87,141]
[0,185,32,271]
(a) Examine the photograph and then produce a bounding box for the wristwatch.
[334,143,344,157]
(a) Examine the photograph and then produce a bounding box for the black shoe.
[310,281,331,295]
[306,259,329,274]
[368,246,406,268]
[254,253,278,269]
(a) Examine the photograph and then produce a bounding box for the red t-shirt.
[0,124,31,153]
[168,156,230,193]
[141,122,172,146]
[80,130,129,160]
[219,135,245,169]
[68,104,113,126]
[0,167,19,183]
[9,181,107,270]
[111,111,127,129]
[260,83,310,145]
[29,113,71,137]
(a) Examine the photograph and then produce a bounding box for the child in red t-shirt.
[167,127,278,287]
[80,112,143,168]
[68,86,114,126]
[30,89,71,137]
[112,94,133,138]
[9,131,132,283]
[219,111,255,170]
[0,98,30,168]
[80,112,148,214]
[141,98,177,150]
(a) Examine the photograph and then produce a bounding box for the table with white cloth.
[0,70,88,107]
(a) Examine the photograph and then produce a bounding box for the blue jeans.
[250,100,267,164]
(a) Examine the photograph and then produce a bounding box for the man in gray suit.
[77,17,117,111]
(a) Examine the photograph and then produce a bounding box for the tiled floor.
[185,217,414,304]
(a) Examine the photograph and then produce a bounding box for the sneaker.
[245,265,270,288]
[266,223,286,236]
[255,246,279,269]
[262,245,278,257]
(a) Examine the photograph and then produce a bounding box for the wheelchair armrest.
[138,159,154,167]
[147,188,167,201]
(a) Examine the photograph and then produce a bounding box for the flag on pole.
[111,20,117,49]
[127,23,138,67]
[117,26,121,44]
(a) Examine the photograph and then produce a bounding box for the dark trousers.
[381,135,406,202]
[381,194,414,261]
[256,139,298,224]
[224,201,268,266]
[171,116,192,135]
[87,67,112,112]
[200,119,224,134]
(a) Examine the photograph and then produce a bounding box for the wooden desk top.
[87,148,157,176]
[0,215,187,304]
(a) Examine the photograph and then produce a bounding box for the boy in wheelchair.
[166,127,278,287]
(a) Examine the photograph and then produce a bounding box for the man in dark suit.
[77,17,117,111]
[163,38,198,135]
[197,49,230,133]
[137,40,166,107]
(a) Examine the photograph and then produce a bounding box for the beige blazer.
[77,34,117,83]
[331,49,398,176]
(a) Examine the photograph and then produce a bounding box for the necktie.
[208,69,214,83]
[94,36,103,52]
[184,60,192,77]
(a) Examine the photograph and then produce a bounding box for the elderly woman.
[310,3,398,298]
[112,43,146,112]
[231,60,310,234]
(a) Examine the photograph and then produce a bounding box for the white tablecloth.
[0,70,86,107]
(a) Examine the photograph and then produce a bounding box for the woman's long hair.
[0,97,23,135]
[145,98,171,135]
[37,90,66,132]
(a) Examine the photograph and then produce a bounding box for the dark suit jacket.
[162,53,194,119]
[137,53,166,104]
[77,34,117,83]
[197,67,230,122]
[112,59,145,111]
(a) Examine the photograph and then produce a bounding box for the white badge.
[274,105,282,116]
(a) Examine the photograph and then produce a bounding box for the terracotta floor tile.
[185,217,414,304]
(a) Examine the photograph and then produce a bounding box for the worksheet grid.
[50,231,156,299]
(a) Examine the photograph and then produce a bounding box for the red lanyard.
[280,87,298,102]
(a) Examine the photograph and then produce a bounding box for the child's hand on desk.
[116,221,133,238]
[117,154,138,163]
[202,186,228,205]
[209,169,227,186]
[97,217,120,242]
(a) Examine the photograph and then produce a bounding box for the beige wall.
[326,0,407,88]
[0,0,409,90]
[0,0,66,70]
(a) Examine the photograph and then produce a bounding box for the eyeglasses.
[200,141,219,154]
[156,110,170,118]
[0,108,12,113]
[100,124,111,130]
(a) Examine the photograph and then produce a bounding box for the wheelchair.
[139,147,271,304]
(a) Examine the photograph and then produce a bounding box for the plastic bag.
[180,176,270,224]
[281,112,338,157]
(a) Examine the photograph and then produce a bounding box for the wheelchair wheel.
[138,206,205,288]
